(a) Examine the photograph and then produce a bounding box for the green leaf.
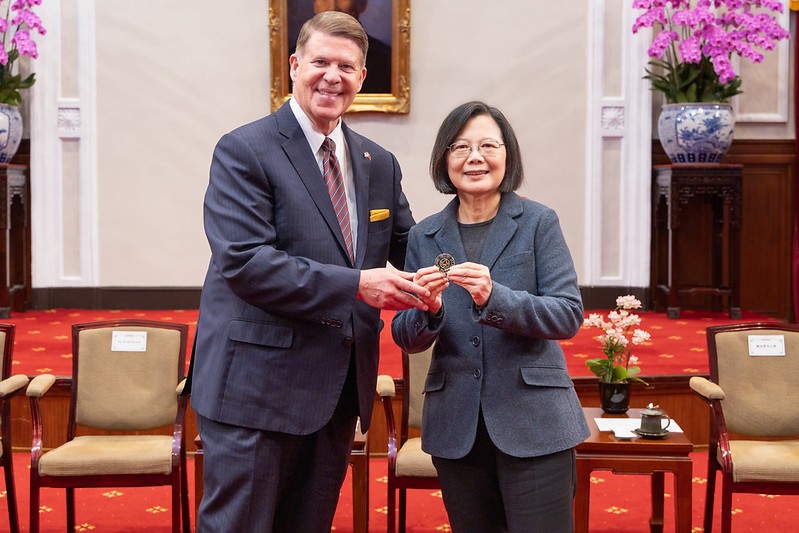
[611,365,628,382]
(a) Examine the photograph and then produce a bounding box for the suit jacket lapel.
[480,193,522,269]
[344,124,370,267]
[277,105,353,264]
[434,199,468,265]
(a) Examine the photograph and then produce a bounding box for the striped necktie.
[322,137,354,263]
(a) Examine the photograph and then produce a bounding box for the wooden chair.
[0,323,28,533]
[26,319,191,532]
[376,345,439,533]
[690,322,799,533]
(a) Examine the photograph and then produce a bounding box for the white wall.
[28,0,794,290]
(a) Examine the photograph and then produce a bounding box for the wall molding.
[584,1,653,288]
[30,0,98,288]
[32,287,203,310]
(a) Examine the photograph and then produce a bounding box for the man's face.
[290,31,366,134]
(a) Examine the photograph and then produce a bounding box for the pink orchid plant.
[584,295,651,384]
[632,0,790,103]
[0,0,45,106]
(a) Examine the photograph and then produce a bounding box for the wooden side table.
[575,407,694,533]
[194,427,369,533]
[651,164,742,319]
[349,424,370,533]
[0,163,30,317]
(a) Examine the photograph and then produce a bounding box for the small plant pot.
[599,381,630,414]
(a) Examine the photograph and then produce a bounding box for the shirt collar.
[289,97,345,155]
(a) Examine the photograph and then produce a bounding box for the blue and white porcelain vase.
[0,103,23,164]
[657,103,734,164]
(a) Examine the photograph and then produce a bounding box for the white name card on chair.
[111,331,148,352]
[748,335,785,356]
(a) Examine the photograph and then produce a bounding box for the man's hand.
[357,265,431,310]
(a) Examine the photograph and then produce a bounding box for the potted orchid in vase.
[632,0,790,163]
[584,295,651,413]
[0,0,45,163]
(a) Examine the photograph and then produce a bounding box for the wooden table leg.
[649,471,665,533]
[350,428,369,533]
[674,460,694,533]
[574,458,591,533]
[194,435,204,530]
[350,453,368,533]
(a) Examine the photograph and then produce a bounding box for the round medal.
[434,253,455,273]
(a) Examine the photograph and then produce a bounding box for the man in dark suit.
[189,11,432,532]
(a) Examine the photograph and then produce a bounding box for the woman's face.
[446,114,506,198]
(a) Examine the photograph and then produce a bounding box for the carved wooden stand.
[651,164,742,319]
[0,163,30,318]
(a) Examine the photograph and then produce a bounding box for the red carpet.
[1,308,774,379]
[0,451,795,532]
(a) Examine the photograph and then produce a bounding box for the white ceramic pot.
[657,103,734,164]
[0,103,23,163]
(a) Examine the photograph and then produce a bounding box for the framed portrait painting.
[269,0,410,114]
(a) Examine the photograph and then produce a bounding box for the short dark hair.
[296,11,369,67]
[429,101,524,195]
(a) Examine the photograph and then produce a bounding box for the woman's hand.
[446,262,492,308]
[413,265,448,314]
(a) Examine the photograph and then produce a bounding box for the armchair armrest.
[376,374,400,462]
[26,374,57,398]
[27,374,58,469]
[0,374,29,398]
[377,374,395,397]
[689,376,725,401]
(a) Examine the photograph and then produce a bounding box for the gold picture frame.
[269,0,410,114]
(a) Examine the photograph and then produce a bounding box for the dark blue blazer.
[190,102,414,434]
[392,193,590,459]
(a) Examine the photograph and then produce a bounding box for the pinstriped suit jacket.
[190,102,414,434]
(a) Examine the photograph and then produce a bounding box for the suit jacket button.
[471,336,480,347]
[344,338,354,346]
[473,368,481,379]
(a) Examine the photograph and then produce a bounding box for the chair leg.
[29,480,40,533]
[66,487,75,532]
[387,482,396,533]
[3,458,20,533]
[172,479,181,533]
[399,488,407,533]
[721,477,733,533]
[181,450,190,533]
[704,446,717,532]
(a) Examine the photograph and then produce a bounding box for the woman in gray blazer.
[392,101,590,532]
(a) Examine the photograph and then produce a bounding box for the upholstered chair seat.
[38,435,177,476]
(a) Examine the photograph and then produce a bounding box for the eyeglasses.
[447,139,505,158]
